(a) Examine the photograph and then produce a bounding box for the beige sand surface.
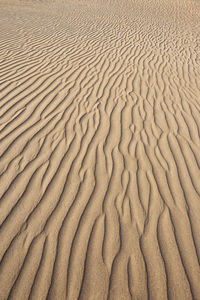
[0,0,200,299]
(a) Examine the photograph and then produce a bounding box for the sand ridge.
[0,0,200,299]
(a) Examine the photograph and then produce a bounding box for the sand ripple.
[0,0,200,299]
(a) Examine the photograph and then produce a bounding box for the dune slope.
[0,0,200,299]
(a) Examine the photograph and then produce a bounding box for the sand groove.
[0,0,200,299]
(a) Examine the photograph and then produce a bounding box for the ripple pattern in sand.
[0,0,200,299]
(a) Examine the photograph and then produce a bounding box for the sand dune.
[0,0,200,299]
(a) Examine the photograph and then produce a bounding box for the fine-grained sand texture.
[0,0,200,299]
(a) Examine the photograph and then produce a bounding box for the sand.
[0,0,200,299]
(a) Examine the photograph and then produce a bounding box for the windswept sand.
[0,0,200,299]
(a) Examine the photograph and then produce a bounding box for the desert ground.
[0,0,200,299]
